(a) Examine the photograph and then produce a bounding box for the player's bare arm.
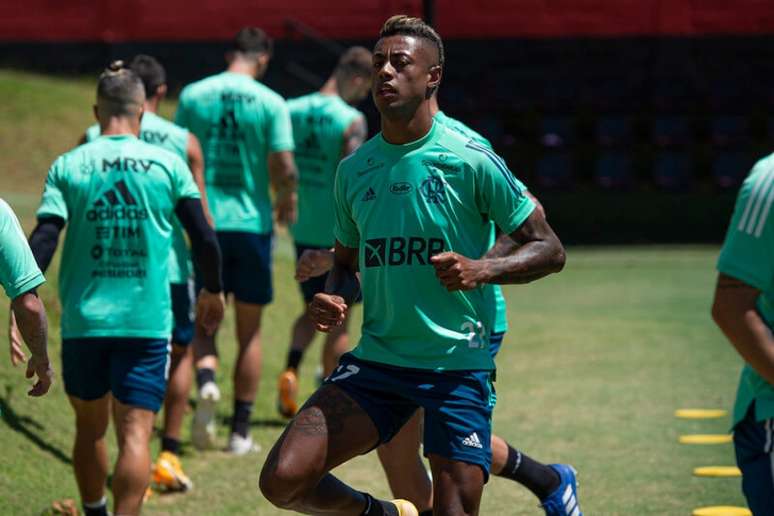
[186,132,214,226]
[712,273,774,385]
[295,248,335,282]
[309,242,359,332]
[9,290,52,396]
[268,150,299,225]
[431,208,565,290]
[341,116,368,158]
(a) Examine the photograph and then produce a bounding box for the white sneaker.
[226,433,261,456]
[191,381,220,450]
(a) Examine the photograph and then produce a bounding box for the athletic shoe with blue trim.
[541,464,582,516]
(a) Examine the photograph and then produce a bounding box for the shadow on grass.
[0,396,72,465]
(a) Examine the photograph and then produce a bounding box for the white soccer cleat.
[226,433,261,456]
[191,381,220,450]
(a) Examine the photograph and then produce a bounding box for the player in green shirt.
[277,46,372,419]
[27,63,225,516]
[713,152,774,513]
[83,54,210,493]
[1,198,52,396]
[175,27,298,454]
[260,16,568,516]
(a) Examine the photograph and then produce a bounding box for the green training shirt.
[87,111,192,284]
[175,71,294,234]
[0,198,45,300]
[288,92,363,247]
[717,152,774,426]
[435,111,521,334]
[37,134,200,339]
[334,122,535,371]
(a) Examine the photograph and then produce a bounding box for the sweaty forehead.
[374,35,437,65]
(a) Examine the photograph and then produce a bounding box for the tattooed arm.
[712,273,774,385]
[10,290,52,396]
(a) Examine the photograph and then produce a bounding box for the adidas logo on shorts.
[461,432,483,449]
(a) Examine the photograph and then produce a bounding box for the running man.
[25,62,224,516]
[2,198,52,396]
[176,27,298,454]
[83,53,209,493]
[259,16,566,516]
[713,152,774,514]
[277,46,372,418]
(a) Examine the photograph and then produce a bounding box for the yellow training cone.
[692,506,751,516]
[675,409,728,419]
[693,466,742,477]
[679,434,733,445]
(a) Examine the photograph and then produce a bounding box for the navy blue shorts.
[734,402,774,514]
[62,338,170,412]
[294,243,330,303]
[170,281,195,346]
[197,231,273,305]
[325,353,495,479]
[489,331,505,359]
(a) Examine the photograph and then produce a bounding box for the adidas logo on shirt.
[87,180,148,221]
[361,187,376,202]
[461,432,483,449]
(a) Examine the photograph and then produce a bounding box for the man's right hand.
[197,289,226,336]
[309,293,348,332]
[296,249,335,282]
[26,354,53,397]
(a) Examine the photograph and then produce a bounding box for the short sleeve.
[472,147,535,234]
[717,166,774,290]
[171,155,201,203]
[0,200,45,300]
[36,158,69,221]
[267,100,295,153]
[332,163,359,248]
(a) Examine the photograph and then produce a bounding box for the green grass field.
[0,69,750,515]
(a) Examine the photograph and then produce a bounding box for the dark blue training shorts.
[734,402,774,514]
[170,281,195,346]
[62,338,170,412]
[324,352,496,480]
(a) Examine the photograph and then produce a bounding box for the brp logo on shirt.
[364,238,387,267]
[420,175,446,204]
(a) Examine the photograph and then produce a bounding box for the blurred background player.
[2,198,53,397]
[277,46,372,418]
[81,53,210,493]
[259,16,566,515]
[175,27,298,454]
[712,152,774,514]
[21,62,224,516]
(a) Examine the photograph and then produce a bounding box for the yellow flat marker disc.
[679,434,733,444]
[675,409,728,419]
[693,466,742,477]
[692,506,751,516]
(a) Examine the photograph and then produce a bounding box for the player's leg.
[377,410,433,513]
[109,338,169,514]
[62,339,111,516]
[153,282,195,490]
[261,354,417,514]
[229,231,274,452]
[191,232,231,450]
[490,434,561,499]
[68,395,111,516]
[111,400,156,514]
[278,245,325,417]
[428,455,485,515]
[734,405,774,514]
